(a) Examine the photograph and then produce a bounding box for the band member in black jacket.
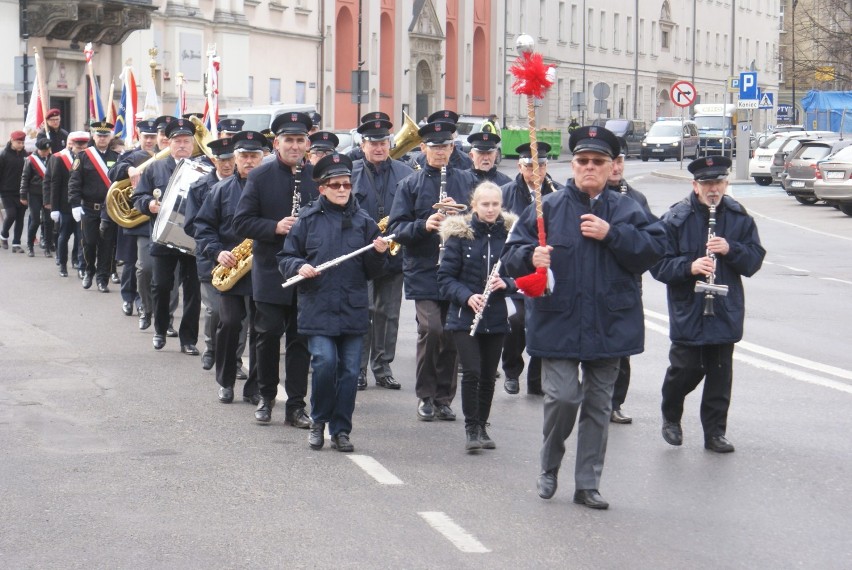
[20,138,53,257]
[467,132,511,186]
[49,132,88,277]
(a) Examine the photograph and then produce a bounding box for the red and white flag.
[203,50,220,139]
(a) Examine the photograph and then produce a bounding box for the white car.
[749,133,800,186]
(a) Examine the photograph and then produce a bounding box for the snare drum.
[152,158,212,255]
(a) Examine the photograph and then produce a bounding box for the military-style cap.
[468,132,501,151]
[46,108,61,119]
[182,112,204,121]
[309,131,340,152]
[271,112,313,136]
[515,142,552,163]
[231,131,267,153]
[262,137,274,152]
[356,119,393,141]
[418,121,455,145]
[206,138,235,158]
[309,112,322,127]
[137,119,158,135]
[260,128,275,141]
[165,118,196,139]
[217,118,245,134]
[688,155,732,181]
[69,131,90,142]
[313,153,354,182]
[360,111,391,124]
[10,130,26,142]
[90,121,114,134]
[155,115,177,131]
[35,137,52,150]
[568,125,620,158]
[427,109,459,124]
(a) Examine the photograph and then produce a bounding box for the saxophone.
[291,163,302,217]
[211,239,254,292]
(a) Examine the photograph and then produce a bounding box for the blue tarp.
[800,91,852,133]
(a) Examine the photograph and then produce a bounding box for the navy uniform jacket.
[184,170,223,281]
[500,173,561,217]
[470,166,512,186]
[68,147,118,210]
[352,157,414,275]
[48,151,75,214]
[108,147,156,237]
[233,159,318,305]
[194,174,252,297]
[606,179,654,218]
[277,195,385,336]
[650,193,765,346]
[501,182,667,360]
[132,155,194,257]
[437,213,517,334]
[387,164,478,300]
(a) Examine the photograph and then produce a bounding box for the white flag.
[23,72,43,139]
[142,71,161,119]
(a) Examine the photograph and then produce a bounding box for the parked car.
[770,132,837,188]
[218,104,317,131]
[783,138,852,204]
[603,119,646,158]
[640,119,700,161]
[334,130,358,155]
[750,134,795,186]
[813,145,852,216]
[456,115,501,163]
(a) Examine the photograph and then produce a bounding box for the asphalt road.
[1,160,850,569]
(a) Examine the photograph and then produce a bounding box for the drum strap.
[28,154,46,178]
[84,147,111,189]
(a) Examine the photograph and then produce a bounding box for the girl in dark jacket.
[438,181,517,451]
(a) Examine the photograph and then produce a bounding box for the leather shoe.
[152,335,166,350]
[610,409,633,424]
[110,272,120,284]
[138,313,151,331]
[97,282,109,293]
[242,393,261,406]
[201,351,214,370]
[662,420,683,446]
[376,375,401,390]
[357,368,367,391]
[218,386,234,403]
[166,326,178,338]
[537,469,558,500]
[331,432,354,452]
[479,424,496,449]
[573,489,609,510]
[309,422,325,450]
[286,408,311,429]
[77,268,85,280]
[704,435,735,453]
[235,367,248,380]
[180,344,200,356]
[435,404,456,421]
[82,273,93,289]
[417,398,435,421]
[255,397,275,423]
[504,377,520,394]
[122,302,133,316]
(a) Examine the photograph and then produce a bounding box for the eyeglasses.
[573,157,612,167]
[323,182,352,190]
[311,149,331,157]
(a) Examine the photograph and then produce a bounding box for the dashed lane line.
[347,454,404,485]
[418,511,491,554]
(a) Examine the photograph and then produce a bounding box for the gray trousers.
[414,299,457,406]
[137,235,178,317]
[360,272,404,379]
[540,357,620,491]
[200,281,248,364]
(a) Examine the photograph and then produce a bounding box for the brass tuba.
[389,112,421,160]
[106,116,216,228]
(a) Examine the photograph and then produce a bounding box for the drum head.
[152,158,211,254]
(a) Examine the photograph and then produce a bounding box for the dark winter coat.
[471,166,512,186]
[500,172,561,217]
[37,127,68,154]
[20,153,49,199]
[0,142,27,197]
[48,150,75,213]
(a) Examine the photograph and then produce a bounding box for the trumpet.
[694,201,729,316]
[377,216,401,256]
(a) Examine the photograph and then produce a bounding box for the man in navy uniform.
[467,132,510,186]
[411,110,474,170]
[217,118,245,140]
[307,131,339,165]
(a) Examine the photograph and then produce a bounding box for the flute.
[694,200,729,316]
[469,259,502,336]
[281,235,396,289]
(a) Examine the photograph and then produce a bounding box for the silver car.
[783,138,852,205]
[814,145,852,216]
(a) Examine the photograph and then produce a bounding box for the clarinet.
[291,163,303,217]
[469,259,502,336]
[620,179,628,195]
[437,165,448,265]
[702,201,719,317]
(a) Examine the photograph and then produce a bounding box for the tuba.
[389,112,422,160]
[211,239,254,292]
[106,116,215,228]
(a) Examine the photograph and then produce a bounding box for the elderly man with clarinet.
[651,156,765,454]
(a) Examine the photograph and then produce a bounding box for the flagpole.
[33,47,49,136]
[84,43,100,124]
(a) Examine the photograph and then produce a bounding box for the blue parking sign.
[739,72,758,100]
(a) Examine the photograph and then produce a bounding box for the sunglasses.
[323,182,352,190]
[573,157,612,167]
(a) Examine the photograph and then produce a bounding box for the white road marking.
[347,455,404,485]
[762,260,810,274]
[418,511,490,554]
[820,277,852,286]
[747,210,852,242]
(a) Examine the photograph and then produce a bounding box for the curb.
[651,170,753,185]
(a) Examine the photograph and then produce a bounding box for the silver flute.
[469,259,502,336]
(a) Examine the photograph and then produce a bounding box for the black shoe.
[218,386,234,403]
[201,351,214,370]
[97,282,109,293]
[59,265,68,278]
[11,244,23,253]
[465,425,482,451]
[435,404,456,421]
[122,302,133,316]
[537,469,559,500]
[573,489,609,510]
[704,435,735,453]
[166,326,178,338]
[242,393,261,406]
[45,248,52,258]
[82,273,93,289]
[479,423,496,449]
[152,335,166,350]
[110,272,120,284]
[376,375,401,390]
[331,432,354,452]
[662,420,683,446]
[180,344,200,356]
[527,384,544,396]
[417,398,435,421]
[0,237,7,249]
[255,397,275,423]
[610,409,633,424]
[138,313,151,331]
[357,368,367,391]
[26,246,34,257]
[309,422,325,450]
[504,377,520,394]
[286,408,311,429]
[235,367,248,380]
[77,268,85,280]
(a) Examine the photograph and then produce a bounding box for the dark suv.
[603,119,646,158]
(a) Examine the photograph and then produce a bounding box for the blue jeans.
[308,334,363,437]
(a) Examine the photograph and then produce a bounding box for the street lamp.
[791,0,798,123]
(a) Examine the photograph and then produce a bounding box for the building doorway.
[415,60,433,122]
[49,97,74,132]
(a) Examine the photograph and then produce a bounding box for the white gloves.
[50,211,60,223]
[72,206,83,222]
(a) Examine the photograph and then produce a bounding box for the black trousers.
[216,294,258,398]
[454,331,505,427]
[661,343,735,438]
[26,194,53,249]
[502,297,542,390]
[1,195,26,244]
[253,300,309,415]
[611,356,631,410]
[80,211,112,282]
[151,253,200,345]
[56,213,81,267]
